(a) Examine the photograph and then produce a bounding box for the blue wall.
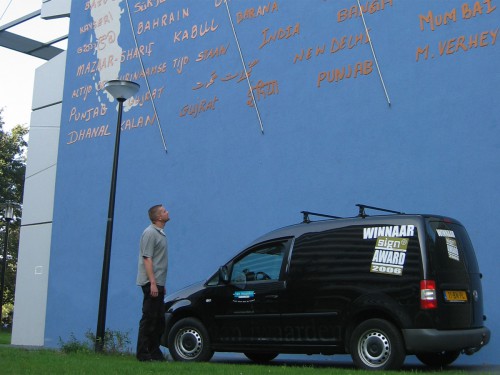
[46,0,498,364]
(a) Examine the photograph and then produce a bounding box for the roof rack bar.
[301,211,341,223]
[356,204,404,218]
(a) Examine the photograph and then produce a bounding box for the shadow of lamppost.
[95,80,140,352]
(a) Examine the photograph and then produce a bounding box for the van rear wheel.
[350,318,405,370]
[416,350,460,368]
[168,318,214,362]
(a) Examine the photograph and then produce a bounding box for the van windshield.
[427,220,479,274]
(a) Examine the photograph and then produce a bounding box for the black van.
[161,205,490,370]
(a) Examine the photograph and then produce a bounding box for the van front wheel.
[350,319,405,370]
[168,318,214,362]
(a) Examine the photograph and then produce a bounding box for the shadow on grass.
[211,353,499,373]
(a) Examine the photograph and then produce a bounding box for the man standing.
[136,204,169,361]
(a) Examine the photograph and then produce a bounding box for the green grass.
[0,335,495,375]
[1,347,362,375]
[0,329,11,345]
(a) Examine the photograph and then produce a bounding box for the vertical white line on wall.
[357,0,391,106]
[224,0,265,134]
[124,0,169,152]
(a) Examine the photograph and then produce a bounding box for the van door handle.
[265,295,279,300]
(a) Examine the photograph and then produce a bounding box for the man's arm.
[143,257,159,297]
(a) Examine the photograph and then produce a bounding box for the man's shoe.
[137,354,153,362]
[151,349,165,361]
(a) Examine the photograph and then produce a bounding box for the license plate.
[444,290,467,302]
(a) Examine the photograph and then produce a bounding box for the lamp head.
[104,80,140,101]
[3,201,15,221]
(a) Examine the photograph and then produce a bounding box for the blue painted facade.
[46,0,498,364]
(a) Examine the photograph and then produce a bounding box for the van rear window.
[427,221,479,274]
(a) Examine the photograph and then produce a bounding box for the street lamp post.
[1,202,15,325]
[95,80,140,352]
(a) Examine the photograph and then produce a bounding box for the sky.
[0,0,69,132]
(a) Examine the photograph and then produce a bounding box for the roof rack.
[356,204,404,218]
[301,204,405,223]
[301,211,341,223]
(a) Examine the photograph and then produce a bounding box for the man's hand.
[143,257,159,297]
[150,282,159,297]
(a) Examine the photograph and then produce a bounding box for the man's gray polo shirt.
[136,224,168,287]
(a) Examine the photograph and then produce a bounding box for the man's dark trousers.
[137,283,165,361]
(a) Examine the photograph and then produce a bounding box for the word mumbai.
[419,0,496,31]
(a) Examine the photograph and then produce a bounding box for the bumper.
[402,326,490,353]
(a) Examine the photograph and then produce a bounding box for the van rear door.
[427,220,484,329]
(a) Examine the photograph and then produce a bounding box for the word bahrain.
[136,8,190,35]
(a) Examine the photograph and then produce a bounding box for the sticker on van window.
[233,290,255,303]
[435,230,459,261]
[363,225,415,239]
[370,236,408,276]
[445,238,460,261]
[437,229,455,238]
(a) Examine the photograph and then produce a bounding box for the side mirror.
[219,265,229,284]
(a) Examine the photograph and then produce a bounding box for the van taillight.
[420,280,437,309]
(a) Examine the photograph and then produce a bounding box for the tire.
[350,318,405,370]
[416,351,460,368]
[244,352,278,363]
[167,317,214,362]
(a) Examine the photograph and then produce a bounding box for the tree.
[0,108,27,327]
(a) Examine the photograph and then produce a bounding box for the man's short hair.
[148,205,163,222]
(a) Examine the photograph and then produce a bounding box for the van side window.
[231,243,285,283]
